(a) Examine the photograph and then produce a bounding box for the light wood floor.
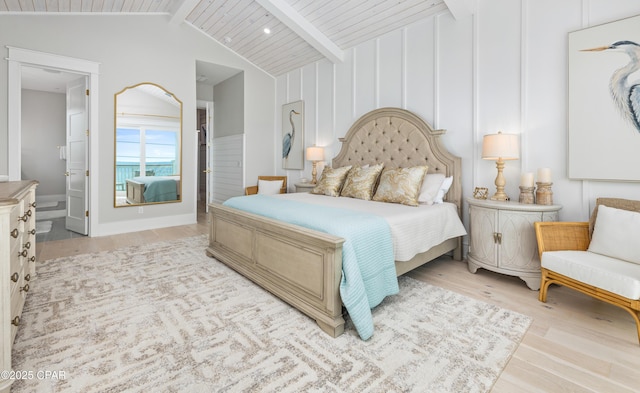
[34,206,639,392]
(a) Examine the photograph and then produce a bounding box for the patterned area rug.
[11,235,531,392]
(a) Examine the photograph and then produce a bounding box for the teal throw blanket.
[223,195,399,340]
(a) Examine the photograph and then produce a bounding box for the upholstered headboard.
[332,107,462,215]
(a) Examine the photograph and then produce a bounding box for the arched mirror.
[114,83,182,207]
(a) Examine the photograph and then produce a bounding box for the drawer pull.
[30,228,36,235]
[11,272,19,282]
[21,283,29,292]
[19,214,28,222]
[11,228,19,238]
[26,209,32,217]
[31,201,37,208]
[25,274,30,281]
[24,241,31,249]
[11,316,20,326]
[19,249,28,258]
[30,256,36,263]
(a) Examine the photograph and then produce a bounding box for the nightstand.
[466,198,562,290]
[294,183,315,193]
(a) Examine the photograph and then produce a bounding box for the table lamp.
[306,146,324,184]
[482,131,519,201]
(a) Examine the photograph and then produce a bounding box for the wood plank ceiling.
[1,0,450,76]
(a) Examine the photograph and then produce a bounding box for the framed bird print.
[282,100,304,170]
[568,14,640,181]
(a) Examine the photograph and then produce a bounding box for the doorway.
[20,68,86,241]
[7,47,100,237]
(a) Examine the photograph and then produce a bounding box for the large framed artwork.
[282,100,304,170]
[568,14,640,181]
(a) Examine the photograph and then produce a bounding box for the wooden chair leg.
[538,268,550,302]
[630,310,640,345]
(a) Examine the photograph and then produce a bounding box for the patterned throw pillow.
[311,165,352,197]
[340,163,385,201]
[372,166,429,206]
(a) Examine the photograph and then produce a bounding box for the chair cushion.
[542,250,640,299]
[257,180,283,195]
[588,205,640,265]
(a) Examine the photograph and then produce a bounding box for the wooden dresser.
[0,180,37,393]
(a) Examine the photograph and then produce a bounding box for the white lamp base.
[490,158,509,201]
[311,162,318,184]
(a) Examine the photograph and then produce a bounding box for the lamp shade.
[481,132,519,161]
[306,146,324,161]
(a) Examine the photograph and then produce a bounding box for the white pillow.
[418,173,445,205]
[434,176,453,204]
[588,205,640,265]
[257,179,284,195]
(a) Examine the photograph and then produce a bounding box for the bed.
[126,176,181,204]
[206,107,463,338]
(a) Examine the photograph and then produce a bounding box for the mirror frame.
[114,82,183,207]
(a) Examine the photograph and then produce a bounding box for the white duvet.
[274,193,467,262]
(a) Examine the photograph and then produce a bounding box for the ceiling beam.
[256,0,344,64]
[169,0,201,26]
[443,0,474,20]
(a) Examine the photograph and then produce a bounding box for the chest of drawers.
[1,180,37,393]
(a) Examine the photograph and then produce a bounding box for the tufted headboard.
[332,107,462,216]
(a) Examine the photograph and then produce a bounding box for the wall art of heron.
[283,109,300,159]
[582,40,640,133]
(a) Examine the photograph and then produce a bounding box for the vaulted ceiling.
[1,0,469,77]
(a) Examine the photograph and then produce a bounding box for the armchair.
[535,198,640,344]
[245,176,287,195]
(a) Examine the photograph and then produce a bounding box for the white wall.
[21,89,66,197]
[275,0,640,244]
[0,14,275,236]
[214,72,244,138]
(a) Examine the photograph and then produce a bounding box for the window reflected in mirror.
[114,83,182,207]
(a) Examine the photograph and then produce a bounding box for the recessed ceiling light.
[263,28,271,34]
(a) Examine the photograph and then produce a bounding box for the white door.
[205,101,214,210]
[65,77,89,235]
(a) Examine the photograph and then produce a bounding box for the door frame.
[7,46,100,236]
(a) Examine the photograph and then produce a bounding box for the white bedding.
[275,193,466,262]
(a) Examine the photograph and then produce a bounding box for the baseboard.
[95,213,197,237]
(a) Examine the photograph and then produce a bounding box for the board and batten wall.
[275,0,640,249]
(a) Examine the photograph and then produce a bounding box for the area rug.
[10,235,531,392]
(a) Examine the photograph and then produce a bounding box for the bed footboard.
[126,179,145,204]
[206,203,346,337]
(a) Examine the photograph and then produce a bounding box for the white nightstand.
[294,183,315,193]
[466,197,562,290]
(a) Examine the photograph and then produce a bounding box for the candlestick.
[519,186,535,204]
[537,168,551,183]
[535,182,553,205]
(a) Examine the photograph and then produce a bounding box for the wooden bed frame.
[206,107,462,337]
[125,177,181,204]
